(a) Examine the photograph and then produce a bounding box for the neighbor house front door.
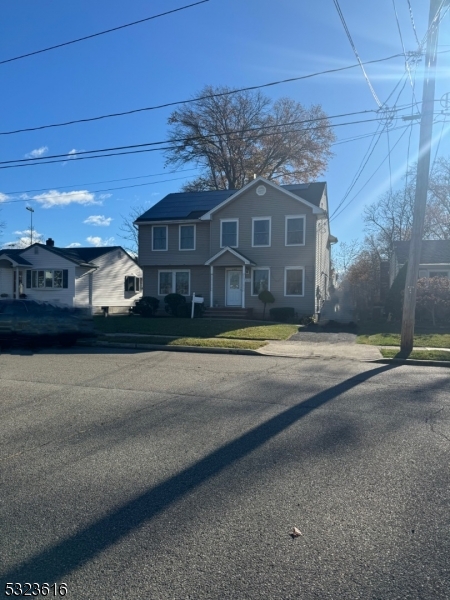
[226,270,242,306]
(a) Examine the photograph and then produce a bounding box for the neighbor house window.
[220,219,238,248]
[285,267,304,296]
[152,225,168,250]
[429,271,449,278]
[125,276,143,293]
[179,225,195,250]
[252,268,270,296]
[252,218,271,247]
[285,216,305,246]
[158,270,190,295]
[26,269,68,289]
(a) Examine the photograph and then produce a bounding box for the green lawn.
[357,331,450,348]
[94,316,297,341]
[380,348,450,362]
[96,335,266,350]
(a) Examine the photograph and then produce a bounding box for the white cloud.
[83,215,112,227]
[66,242,81,248]
[32,189,101,208]
[3,229,44,249]
[25,146,48,159]
[98,193,112,200]
[62,149,81,166]
[86,236,115,247]
[0,192,9,203]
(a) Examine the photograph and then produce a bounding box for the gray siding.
[139,222,210,266]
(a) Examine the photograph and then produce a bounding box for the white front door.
[226,270,242,306]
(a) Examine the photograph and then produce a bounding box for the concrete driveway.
[259,331,382,360]
[1,348,448,599]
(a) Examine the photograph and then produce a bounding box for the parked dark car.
[0,299,95,348]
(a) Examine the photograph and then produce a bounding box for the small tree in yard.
[258,290,275,319]
[416,277,450,326]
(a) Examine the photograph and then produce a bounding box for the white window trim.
[251,267,271,296]
[28,269,67,289]
[179,224,196,251]
[285,215,306,246]
[152,225,168,251]
[252,217,272,247]
[157,269,190,296]
[284,266,305,297]
[220,219,239,248]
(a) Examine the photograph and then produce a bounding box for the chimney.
[46,238,55,247]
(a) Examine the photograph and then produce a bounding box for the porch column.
[210,266,214,308]
[15,267,19,298]
[242,264,245,309]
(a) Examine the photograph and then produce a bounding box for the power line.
[0,1,209,66]
[0,175,194,204]
[0,168,198,196]
[0,53,408,137]
[406,0,421,46]
[0,108,415,171]
[332,0,383,107]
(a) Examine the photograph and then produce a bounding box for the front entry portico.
[205,246,256,309]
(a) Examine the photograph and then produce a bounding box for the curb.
[79,340,261,356]
[373,358,450,368]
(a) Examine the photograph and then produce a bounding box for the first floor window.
[252,269,270,295]
[285,268,304,296]
[125,276,143,292]
[159,271,190,295]
[429,271,449,278]
[26,269,68,289]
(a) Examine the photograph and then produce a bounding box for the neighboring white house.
[0,239,142,314]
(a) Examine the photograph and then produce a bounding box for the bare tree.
[332,239,361,281]
[166,86,335,191]
[118,205,146,255]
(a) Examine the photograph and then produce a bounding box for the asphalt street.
[0,348,449,599]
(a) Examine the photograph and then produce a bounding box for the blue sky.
[0,0,449,250]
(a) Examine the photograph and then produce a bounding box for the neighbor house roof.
[1,244,135,267]
[393,240,450,264]
[0,249,33,266]
[135,180,327,223]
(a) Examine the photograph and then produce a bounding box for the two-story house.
[135,176,337,318]
[390,240,450,285]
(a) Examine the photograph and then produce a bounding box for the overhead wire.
[0,107,415,170]
[0,1,209,66]
[406,0,421,47]
[332,0,383,107]
[0,53,409,137]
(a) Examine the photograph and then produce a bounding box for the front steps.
[203,307,253,319]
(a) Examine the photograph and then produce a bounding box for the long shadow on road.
[1,364,397,584]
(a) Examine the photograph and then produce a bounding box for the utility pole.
[400,0,445,354]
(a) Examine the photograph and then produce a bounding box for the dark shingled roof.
[0,244,135,266]
[393,240,450,264]
[31,244,128,266]
[0,249,33,266]
[135,182,327,222]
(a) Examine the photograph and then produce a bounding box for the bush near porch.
[93,316,298,341]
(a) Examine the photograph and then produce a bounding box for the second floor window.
[221,220,238,247]
[179,225,195,250]
[286,216,305,245]
[252,218,271,246]
[153,226,167,250]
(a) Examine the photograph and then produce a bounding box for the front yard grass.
[94,316,297,341]
[380,348,450,362]
[356,322,450,348]
[96,335,267,350]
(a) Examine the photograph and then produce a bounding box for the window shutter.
[62,269,68,288]
[124,276,128,293]
[26,270,31,288]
